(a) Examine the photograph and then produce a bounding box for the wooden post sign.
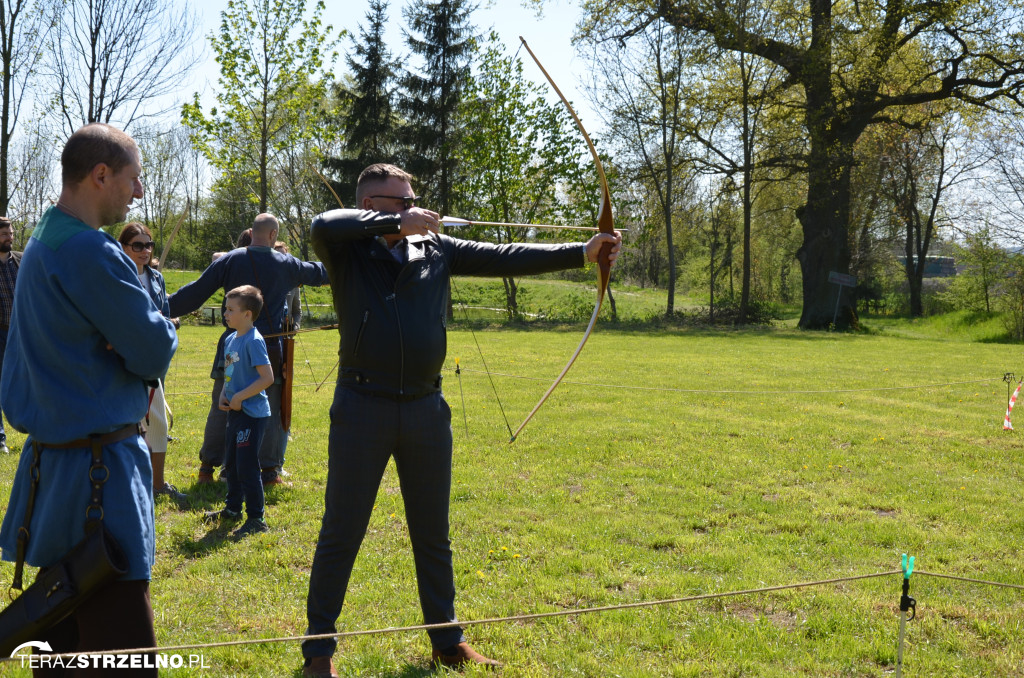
[828,271,858,328]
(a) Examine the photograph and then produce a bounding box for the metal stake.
[455,358,469,437]
[895,554,916,678]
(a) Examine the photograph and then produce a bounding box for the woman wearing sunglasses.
[118,222,185,503]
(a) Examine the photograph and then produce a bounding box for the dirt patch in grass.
[730,603,800,631]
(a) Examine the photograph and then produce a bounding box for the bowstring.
[296,286,318,383]
[436,239,515,440]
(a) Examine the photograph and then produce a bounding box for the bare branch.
[47,0,202,137]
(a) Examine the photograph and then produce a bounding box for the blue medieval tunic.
[0,206,177,580]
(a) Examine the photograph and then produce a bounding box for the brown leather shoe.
[302,655,338,678]
[261,473,292,488]
[196,466,215,484]
[432,642,502,669]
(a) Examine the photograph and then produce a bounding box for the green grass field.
[0,281,1022,676]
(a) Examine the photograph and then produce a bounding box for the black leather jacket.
[311,209,586,398]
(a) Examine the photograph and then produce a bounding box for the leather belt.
[340,372,442,402]
[38,423,142,450]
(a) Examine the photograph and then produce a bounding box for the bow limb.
[157,198,190,269]
[314,167,345,209]
[280,327,295,430]
[311,165,343,383]
[508,38,616,443]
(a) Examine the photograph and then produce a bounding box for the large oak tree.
[578,0,1024,328]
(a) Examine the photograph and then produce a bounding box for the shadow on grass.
[165,480,294,558]
[178,478,292,510]
[171,524,237,558]
[451,311,1022,344]
[289,662,436,678]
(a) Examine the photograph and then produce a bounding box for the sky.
[184,0,600,128]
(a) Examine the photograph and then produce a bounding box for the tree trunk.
[0,46,10,215]
[904,217,927,317]
[739,57,752,324]
[907,262,924,317]
[502,276,518,319]
[709,233,716,323]
[795,0,858,329]
[664,176,676,317]
[795,144,858,329]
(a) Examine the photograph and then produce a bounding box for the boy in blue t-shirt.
[204,284,275,537]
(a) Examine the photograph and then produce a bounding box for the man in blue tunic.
[168,214,328,486]
[0,123,178,671]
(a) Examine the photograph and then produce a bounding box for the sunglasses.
[129,241,155,252]
[369,195,420,210]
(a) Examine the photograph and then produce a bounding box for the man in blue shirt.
[169,214,328,486]
[0,123,177,670]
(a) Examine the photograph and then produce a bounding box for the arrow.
[441,217,625,233]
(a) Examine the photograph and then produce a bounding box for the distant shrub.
[659,298,780,327]
[997,255,1024,342]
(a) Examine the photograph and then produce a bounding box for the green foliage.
[460,33,591,229]
[197,169,261,255]
[940,229,1008,314]
[862,309,1011,343]
[578,18,696,316]
[996,253,1024,341]
[580,0,1024,329]
[182,0,341,213]
[341,0,402,163]
[323,0,403,207]
[456,33,609,315]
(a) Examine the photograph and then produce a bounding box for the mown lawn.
[0,290,1022,676]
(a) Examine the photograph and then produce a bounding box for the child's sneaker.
[203,508,241,524]
[154,482,188,503]
[233,517,269,537]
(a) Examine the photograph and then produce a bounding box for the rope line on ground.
[457,370,998,395]
[0,570,900,662]
[916,570,1024,591]
[5,567,1021,664]
[164,375,998,399]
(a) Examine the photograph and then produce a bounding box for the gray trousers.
[303,386,464,659]
[197,374,287,471]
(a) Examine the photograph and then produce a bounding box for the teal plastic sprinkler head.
[902,553,915,580]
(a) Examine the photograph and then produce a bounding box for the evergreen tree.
[324,0,401,207]
[400,0,477,217]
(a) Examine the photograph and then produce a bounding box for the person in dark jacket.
[118,221,185,502]
[300,163,621,677]
[0,216,21,455]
